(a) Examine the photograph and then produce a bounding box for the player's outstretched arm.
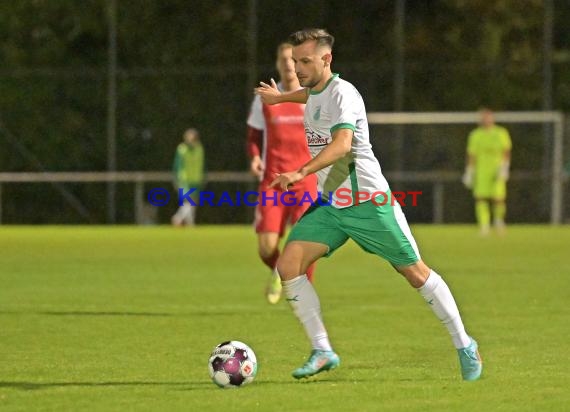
[269,128,353,191]
[254,78,308,105]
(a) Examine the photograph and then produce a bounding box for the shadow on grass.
[0,377,376,391]
[0,310,248,317]
[40,311,173,317]
[178,377,380,390]
[0,381,208,391]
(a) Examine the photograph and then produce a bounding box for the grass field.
[0,225,569,411]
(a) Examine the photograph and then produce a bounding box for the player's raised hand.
[269,171,304,191]
[254,78,281,105]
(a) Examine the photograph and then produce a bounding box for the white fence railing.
[0,170,563,224]
[367,111,566,225]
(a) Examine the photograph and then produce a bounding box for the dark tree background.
[0,0,568,223]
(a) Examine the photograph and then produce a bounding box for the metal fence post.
[551,114,564,224]
[433,182,444,224]
[134,178,143,225]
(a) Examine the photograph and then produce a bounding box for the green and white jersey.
[305,73,389,208]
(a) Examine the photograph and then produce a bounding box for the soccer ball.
[208,340,258,388]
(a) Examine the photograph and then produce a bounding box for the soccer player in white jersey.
[255,28,482,381]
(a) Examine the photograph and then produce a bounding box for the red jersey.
[247,94,314,185]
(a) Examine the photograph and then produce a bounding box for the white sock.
[185,205,196,225]
[173,203,190,223]
[281,274,332,351]
[418,270,471,349]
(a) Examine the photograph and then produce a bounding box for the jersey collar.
[309,73,339,95]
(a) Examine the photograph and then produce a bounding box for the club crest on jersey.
[313,106,321,120]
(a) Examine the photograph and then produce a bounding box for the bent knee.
[258,234,280,258]
[258,244,278,259]
[396,260,431,288]
[276,255,301,281]
[276,243,307,280]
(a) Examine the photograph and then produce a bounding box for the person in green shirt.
[462,108,512,235]
[171,128,205,226]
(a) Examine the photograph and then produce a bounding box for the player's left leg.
[344,196,482,381]
[397,261,482,381]
[397,261,469,347]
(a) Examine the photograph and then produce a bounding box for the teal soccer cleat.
[458,337,483,381]
[292,350,340,379]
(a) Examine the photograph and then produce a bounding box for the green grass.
[0,225,569,411]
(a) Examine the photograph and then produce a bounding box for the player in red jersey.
[246,43,317,304]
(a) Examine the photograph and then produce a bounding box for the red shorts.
[254,180,317,236]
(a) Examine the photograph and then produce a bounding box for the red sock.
[306,263,316,283]
[261,250,280,270]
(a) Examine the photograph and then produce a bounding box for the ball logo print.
[208,341,258,388]
[242,363,252,375]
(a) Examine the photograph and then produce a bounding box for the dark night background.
[0,0,568,223]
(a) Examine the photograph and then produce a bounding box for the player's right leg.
[278,240,339,379]
[254,191,288,303]
[257,232,282,304]
[279,205,348,379]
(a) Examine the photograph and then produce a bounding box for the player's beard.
[300,76,319,89]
